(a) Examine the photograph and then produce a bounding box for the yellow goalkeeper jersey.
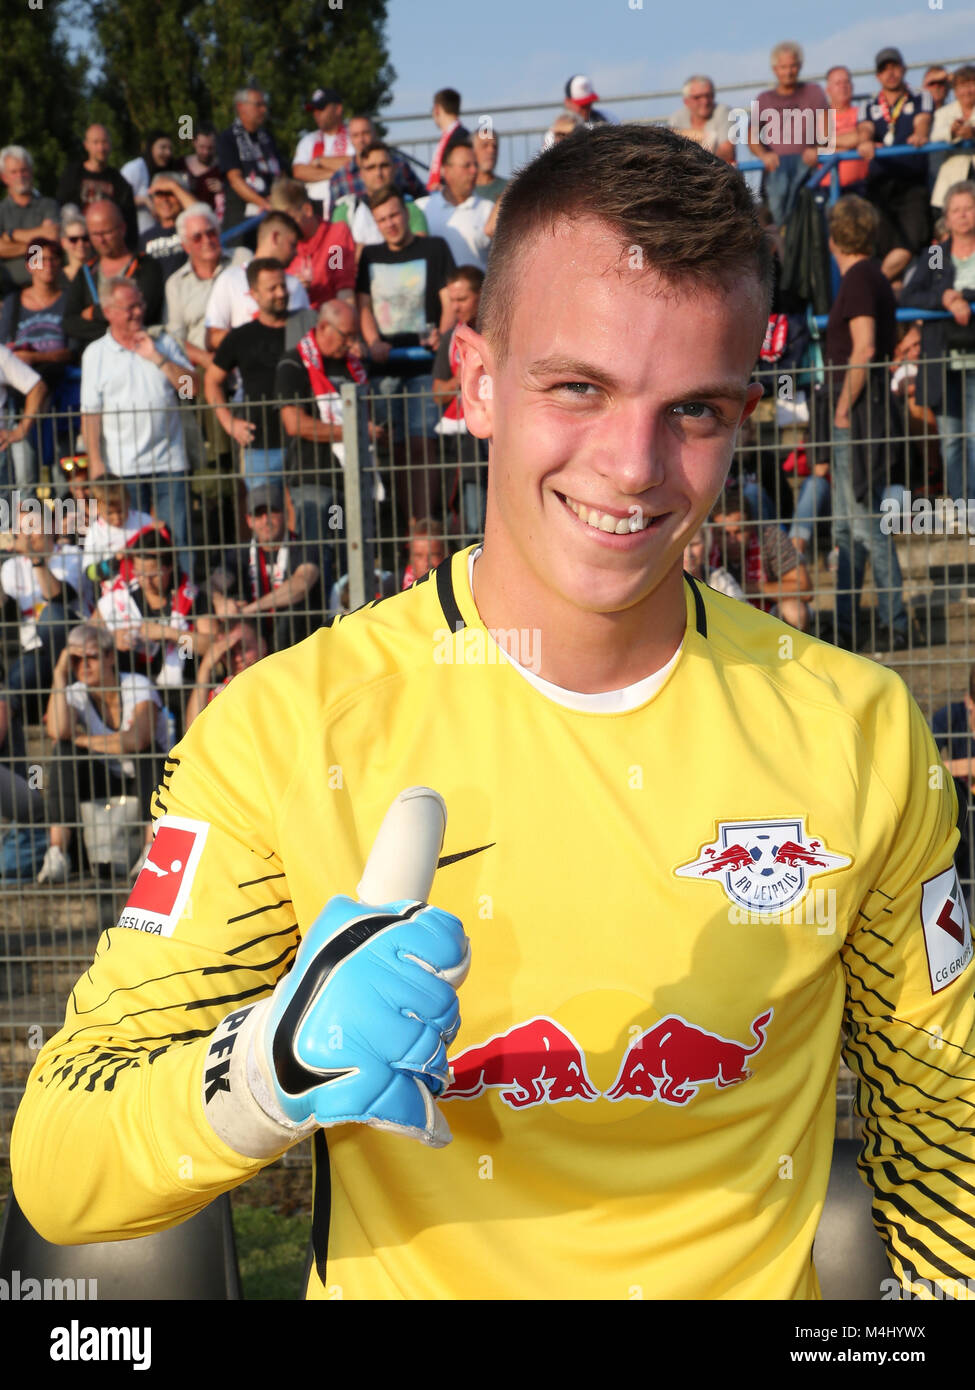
[12,548,975,1300]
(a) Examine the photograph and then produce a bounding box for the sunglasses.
[65,233,91,243]
[189,228,220,242]
[925,78,949,86]
[59,456,89,474]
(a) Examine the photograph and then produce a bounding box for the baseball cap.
[246,483,285,513]
[565,74,599,105]
[306,87,342,111]
[875,47,905,71]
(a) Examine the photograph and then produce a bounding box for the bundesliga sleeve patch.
[115,817,209,937]
[921,866,973,994]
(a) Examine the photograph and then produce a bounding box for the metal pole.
[341,382,368,612]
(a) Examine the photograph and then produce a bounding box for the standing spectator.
[176,125,225,223]
[931,67,975,212]
[205,259,291,492]
[62,199,164,347]
[564,75,615,126]
[543,112,585,149]
[268,177,356,310]
[901,181,975,501]
[427,88,470,191]
[748,41,828,228]
[857,47,934,280]
[137,174,194,281]
[164,203,231,375]
[332,142,428,257]
[59,206,91,283]
[56,124,137,244]
[120,131,177,235]
[710,484,811,629]
[922,66,952,112]
[432,265,486,533]
[667,77,735,163]
[203,211,308,351]
[0,146,60,290]
[291,88,352,216]
[417,144,496,272]
[216,86,286,232]
[0,341,47,489]
[0,239,72,379]
[80,277,196,558]
[327,116,427,206]
[823,67,869,193]
[473,129,508,201]
[825,195,908,652]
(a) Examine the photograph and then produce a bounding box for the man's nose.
[590,404,669,493]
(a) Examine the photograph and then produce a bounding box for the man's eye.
[672,402,715,419]
[555,382,599,397]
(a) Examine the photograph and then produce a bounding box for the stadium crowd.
[0,43,974,884]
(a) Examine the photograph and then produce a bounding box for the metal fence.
[1,356,974,1152]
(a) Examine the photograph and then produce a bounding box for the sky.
[383,0,975,167]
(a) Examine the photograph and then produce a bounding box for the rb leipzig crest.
[675,818,851,913]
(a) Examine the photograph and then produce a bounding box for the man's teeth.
[563,495,649,533]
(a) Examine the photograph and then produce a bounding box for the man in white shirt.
[668,76,736,164]
[417,144,497,272]
[291,88,353,217]
[0,341,47,489]
[204,211,310,352]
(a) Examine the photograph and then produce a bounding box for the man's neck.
[110,326,138,351]
[387,233,414,253]
[441,187,467,207]
[10,189,32,206]
[776,82,798,97]
[190,255,222,279]
[84,158,107,173]
[953,232,975,257]
[881,82,907,100]
[476,170,495,185]
[99,251,130,272]
[256,311,286,329]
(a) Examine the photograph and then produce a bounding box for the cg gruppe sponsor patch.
[920,866,973,994]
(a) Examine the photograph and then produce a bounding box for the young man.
[332,140,428,258]
[12,125,975,1303]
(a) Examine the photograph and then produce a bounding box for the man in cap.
[292,87,354,217]
[564,74,616,126]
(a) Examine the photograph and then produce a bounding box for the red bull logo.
[606,1009,773,1106]
[442,1016,599,1109]
[676,818,850,913]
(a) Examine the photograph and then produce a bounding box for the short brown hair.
[828,195,878,256]
[269,177,310,217]
[479,123,773,366]
[953,65,975,87]
[367,182,403,214]
[447,265,485,292]
[434,88,461,117]
[246,256,285,291]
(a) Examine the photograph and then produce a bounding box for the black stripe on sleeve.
[436,556,465,633]
[682,572,708,638]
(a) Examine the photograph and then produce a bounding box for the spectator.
[205,258,291,493]
[216,86,286,231]
[291,87,352,216]
[825,194,908,651]
[184,620,266,727]
[204,482,322,654]
[164,203,231,375]
[96,525,199,694]
[0,238,73,380]
[427,88,470,191]
[473,129,508,200]
[682,524,745,599]
[120,131,177,235]
[922,66,952,112]
[931,67,975,211]
[667,77,735,163]
[328,115,427,206]
[175,124,225,223]
[62,199,164,347]
[38,622,166,884]
[931,664,975,898]
[137,173,195,280]
[710,484,811,629]
[0,340,47,489]
[56,124,137,244]
[332,141,429,256]
[0,146,60,290]
[400,517,446,590]
[268,176,356,310]
[59,205,91,283]
[564,75,615,126]
[857,46,934,280]
[432,265,486,533]
[1,494,81,723]
[543,112,585,149]
[80,276,196,558]
[203,210,308,352]
[417,143,496,273]
[82,478,154,580]
[748,41,828,228]
[356,184,455,520]
[823,66,870,193]
[900,181,975,501]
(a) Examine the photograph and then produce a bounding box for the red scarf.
[444,328,464,420]
[312,124,349,159]
[296,330,367,423]
[427,121,459,190]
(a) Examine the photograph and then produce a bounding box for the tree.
[0,0,86,194]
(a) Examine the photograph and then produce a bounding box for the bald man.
[57,124,137,243]
[62,198,164,345]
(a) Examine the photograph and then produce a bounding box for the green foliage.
[0,0,87,192]
[232,1202,309,1300]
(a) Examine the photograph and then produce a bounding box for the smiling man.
[12,125,975,1303]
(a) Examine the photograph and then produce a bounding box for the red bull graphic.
[606,1009,773,1105]
[676,818,850,913]
[442,1016,600,1109]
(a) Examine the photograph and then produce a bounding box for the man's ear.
[454,323,494,439]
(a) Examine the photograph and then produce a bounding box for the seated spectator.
[0,340,48,490]
[0,238,73,380]
[427,88,470,191]
[0,692,46,881]
[900,180,975,500]
[327,115,428,208]
[857,47,934,281]
[823,66,869,194]
[667,76,736,163]
[748,41,828,229]
[203,210,308,351]
[185,620,266,727]
[543,112,584,149]
[63,199,165,347]
[175,124,225,223]
[291,87,352,217]
[96,525,199,692]
[682,525,745,600]
[432,265,486,534]
[56,124,138,245]
[268,176,356,309]
[710,483,812,630]
[474,129,508,200]
[203,483,322,653]
[120,131,177,235]
[216,85,286,232]
[931,666,975,900]
[37,622,167,884]
[82,479,154,582]
[328,566,397,614]
[417,143,497,273]
[400,517,446,590]
[824,194,908,652]
[1,494,82,723]
[889,321,941,482]
[332,141,428,259]
[0,145,60,290]
[931,67,975,212]
[137,173,195,280]
[59,205,92,283]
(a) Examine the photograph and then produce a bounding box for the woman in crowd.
[121,131,177,234]
[0,238,72,376]
[59,206,91,283]
[36,622,167,884]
